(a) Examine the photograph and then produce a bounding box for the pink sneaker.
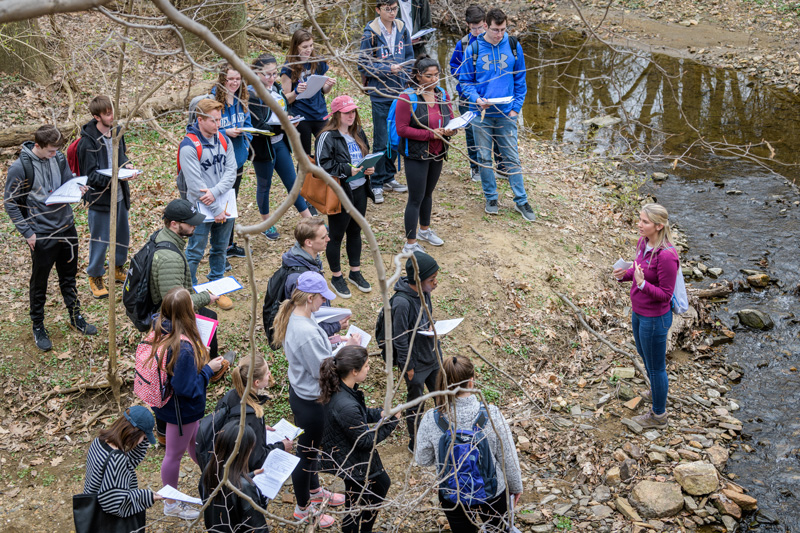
[294,504,335,528]
[309,487,346,507]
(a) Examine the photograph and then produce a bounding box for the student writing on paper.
[3,125,97,352]
[316,95,376,298]
[272,272,358,527]
[395,55,456,255]
[80,406,162,526]
[200,422,270,532]
[78,95,137,299]
[249,54,314,242]
[319,346,399,533]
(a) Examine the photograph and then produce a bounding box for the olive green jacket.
[149,227,211,310]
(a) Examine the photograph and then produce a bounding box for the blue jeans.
[253,141,308,215]
[87,204,129,277]
[471,115,528,205]
[186,219,234,285]
[370,99,397,187]
[631,310,672,415]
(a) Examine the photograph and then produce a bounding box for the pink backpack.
[133,332,188,408]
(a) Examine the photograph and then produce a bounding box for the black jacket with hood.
[392,277,441,373]
[78,118,131,211]
[314,128,376,204]
[200,475,269,533]
[320,382,398,482]
[216,389,284,473]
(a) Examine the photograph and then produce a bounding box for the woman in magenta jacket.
[613,203,679,430]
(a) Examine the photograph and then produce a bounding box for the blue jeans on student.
[87,204,129,277]
[253,141,308,215]
[631,310,672,415]
[186,219,234,285]
[370,99,397,188]
[471,115,528,205]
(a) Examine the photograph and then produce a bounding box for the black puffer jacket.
[216,389,284,473]
[200,476,270,533]
[314,129,376,204]
[320,382,398,482]
[78,118,131,211]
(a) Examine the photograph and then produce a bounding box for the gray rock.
[517,509,546,525]
[596,393,611,408]
[721,514,739,532]
[582,115,621,128]
[618,383,636,401]
[591,504,614,519]
[708,267,723,278]
[652,172,668,182]
[629,480,684,518]
[570,405,582,416]
[737,309,775,330]
[540,494,557,505]
[622,418,643,434]
[644,430,661,441]
[615,496,643,521]
[648,451,667,464]
[592,485,611,503]
[553,503,573,515]
[613,367,636,380]
[673,461,719,495]
[531,525,554,533]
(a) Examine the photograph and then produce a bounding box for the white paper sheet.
[195,314,218,347]
[240,127,273,135]
[613,258,633,270]
[45,176,87,205]
[295,75,329,101]
[485,96,514,105]
[332,324,371,355]
[265,418,304,445]
[97,168,141,180]
[410,28,436,41]
[157,485,202,505]
[445,112,476,130]
[312,307,352,324]
[197,188,238,222]
[418,317,464,337]
[193,276,243,296]
[252,449,301,500]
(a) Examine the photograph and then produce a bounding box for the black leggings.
[440,492,509,533]
[343,472,391,533]
[297,120,325,156]
[228,165,245,246]
[403,157,443,240]
[326,184,367,273]
[289,387,323,507]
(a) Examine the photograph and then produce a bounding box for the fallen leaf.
[51,456,64,467]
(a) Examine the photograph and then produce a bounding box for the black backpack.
[123,231,185,332]
[195,402,235,474]
[262,264,307,347]
[375,291,414,365]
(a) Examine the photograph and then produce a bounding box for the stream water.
[312,10,799,528]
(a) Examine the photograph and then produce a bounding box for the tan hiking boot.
[632,410,668,430]
[89,276,109,299]
[215,294,233,310]
[114,266,127,283]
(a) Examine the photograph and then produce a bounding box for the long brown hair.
[231,355,269,418]
[271,288,316,346]
[215,63,249,112]
[321,110,368,157]
[435,355,475,408]
[285,29,321,83]
[98,408,147,453]
[151,288,208,375]
[318,346,369,404]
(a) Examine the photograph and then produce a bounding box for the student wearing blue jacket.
[358,0,413,204]
[151,288,225,520]
[458,8,536,222]
[213,64,253,258]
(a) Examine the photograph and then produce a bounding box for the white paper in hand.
[445,112,475,130]
[266,418,304,445]
[46,176,88,205]
[419,318,464,337]
[157,485,202,505]
[295,75,329,100]
[252,449,301,500]
[312,307,352,324]
[613,258,633,270]
[332,324,371,355]
[485,96,514,105]
[193,276,243,296]
[97,168,140,180]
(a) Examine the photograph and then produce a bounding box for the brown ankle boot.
[114,266,127,283]
[89,276,109,299]
[632,410,668,430]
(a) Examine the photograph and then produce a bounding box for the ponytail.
[435,355,475,408]
[272,288,315,345]
[231,355,269,419]
[318,346,369,404]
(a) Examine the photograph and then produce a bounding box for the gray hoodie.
[176,124,237,217]
[4,141,76,239]
[284,313,332,401]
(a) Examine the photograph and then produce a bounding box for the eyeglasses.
[487,26,507,34]
[381,6,399,13]
[260,72,278,79]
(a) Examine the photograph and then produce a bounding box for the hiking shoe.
[371,187,385,204]
[164,501,200,520]
[632,410,668,430]
[263,226,280,241]
[403,242,425,254]
[227,244,246,258]
[216,294,233,310]
[348,271,372,293]
[639,389,652,404]
[515,202,537,222]
[89,276,108,299]
[471,170,481,182]
[33,324,52,352]
[309,487,346,507]
[224,260,233,272]
[114,266,127,283]
[211,350,235,383]
[330,275,351,299]
[294,505,335,528]
[484,199,499,215]
[383,179,408,193]
[417,228,444,246]
[70,312,98,336]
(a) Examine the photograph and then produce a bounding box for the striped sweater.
[83,438,154,517]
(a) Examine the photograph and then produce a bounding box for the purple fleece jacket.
[619,238,680,317]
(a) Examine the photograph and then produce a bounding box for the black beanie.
[406,251,439,284]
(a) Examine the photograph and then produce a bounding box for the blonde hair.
[231,355,269,418]
[641,203,675,254]
[271,289,316,345]
[196,98,224,117]
[435,355,475,408]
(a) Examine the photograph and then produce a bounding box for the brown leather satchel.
[300,155,342,215]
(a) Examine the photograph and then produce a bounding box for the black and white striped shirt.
[83,438,154,517]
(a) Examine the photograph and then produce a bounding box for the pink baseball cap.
[325,95,358,119]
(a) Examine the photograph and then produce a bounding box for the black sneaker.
[348,271,372,293]
[227,244,246,258]
[70,312,98,336]
[32,324,52,352]
[485,199,499,215]
[514,202,537,222]
[330,275,351,299]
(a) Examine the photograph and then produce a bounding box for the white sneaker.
[471,170,481,182]
[403,242,425,254]
[417,228,444,246]
[372,187,385,204]
[383,178,408,193]
[164,501,200,520]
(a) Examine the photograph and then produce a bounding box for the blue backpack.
[434,404,498,506]
[387,87,447,158]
